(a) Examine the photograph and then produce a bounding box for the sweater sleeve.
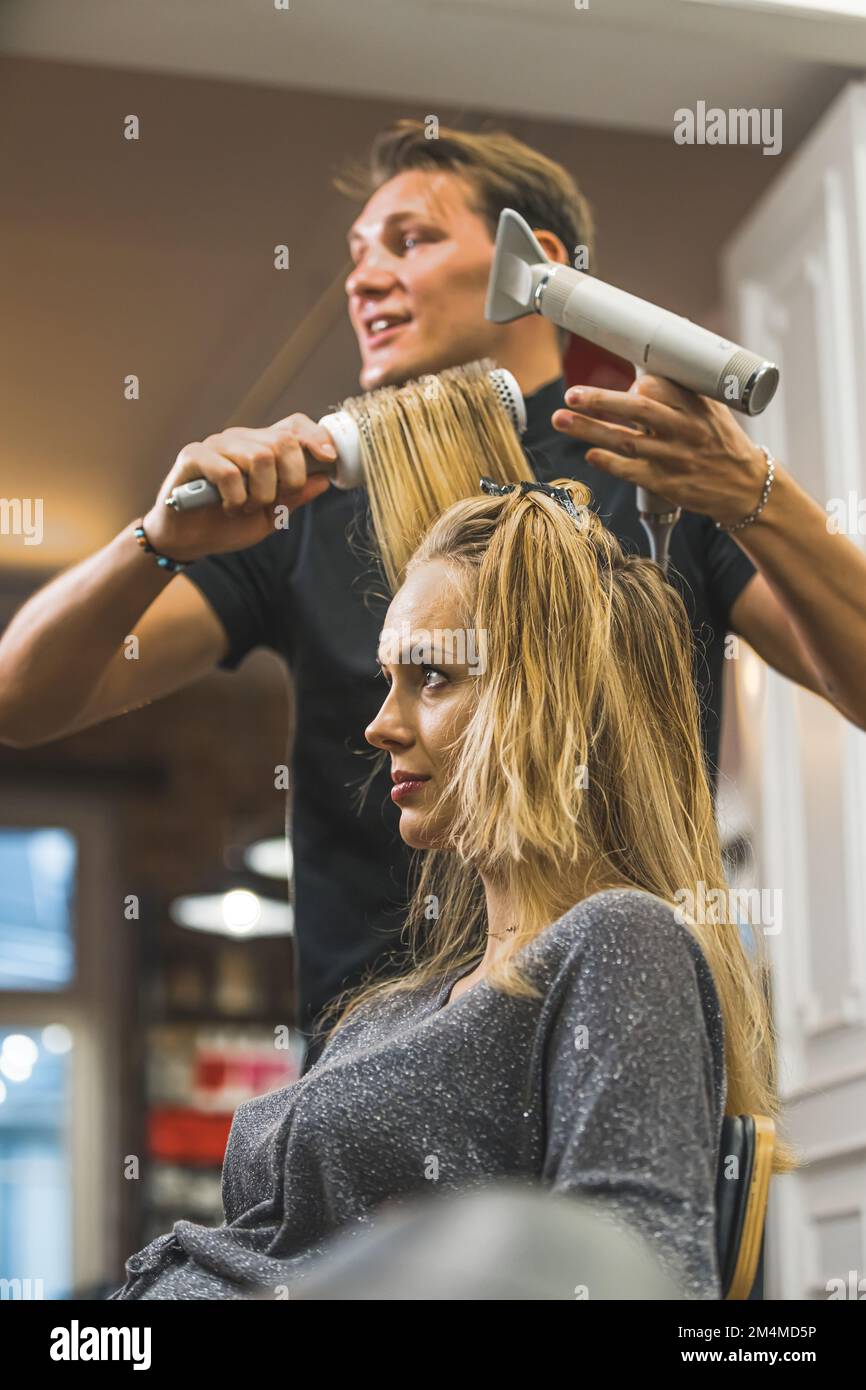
[541,899,726,1299]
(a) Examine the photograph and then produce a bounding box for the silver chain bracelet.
[715,445,776,533]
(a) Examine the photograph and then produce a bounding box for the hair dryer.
[485,207,779,570]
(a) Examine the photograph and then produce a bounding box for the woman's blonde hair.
[321,371,798,1177]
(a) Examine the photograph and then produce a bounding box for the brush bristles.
[337,358,533,592]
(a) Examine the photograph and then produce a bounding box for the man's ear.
[533,230,570,266]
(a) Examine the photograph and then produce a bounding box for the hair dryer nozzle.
[485,209,551,324]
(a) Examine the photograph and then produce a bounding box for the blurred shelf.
[148,1105,235,1166]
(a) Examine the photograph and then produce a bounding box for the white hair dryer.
[485,207,779,570]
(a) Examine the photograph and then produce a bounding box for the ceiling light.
[0,1033,38,1081]
[169,891,293,939]
[244,837,293,881]
[679,0,866,17]
[41,1024,73,1055]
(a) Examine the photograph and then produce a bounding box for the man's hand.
[551,374,769,527]
[142,415,336,562]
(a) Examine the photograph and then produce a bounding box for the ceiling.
[3,0,864,139]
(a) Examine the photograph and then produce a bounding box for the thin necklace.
[489,923,518,940]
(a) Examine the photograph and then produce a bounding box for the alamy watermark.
[378,622,488,676]
[0,497,43,545]
[50,1322,151,1369]
[826,492,866,536]
[674,102,782,157]
[674,881,782,935]
[1,1275,45,1299]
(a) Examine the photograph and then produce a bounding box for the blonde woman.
[109,474,795,1302]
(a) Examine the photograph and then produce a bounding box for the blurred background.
[1,0,865,1299]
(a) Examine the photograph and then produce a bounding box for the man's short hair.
[334,119,597,355]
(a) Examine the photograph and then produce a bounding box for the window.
[0,803,117,1299]
[0,1025,73,1299]
[0,828,77,990]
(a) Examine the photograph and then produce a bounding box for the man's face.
[345,168,507,390]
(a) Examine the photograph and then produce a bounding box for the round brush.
[165,366,526,512]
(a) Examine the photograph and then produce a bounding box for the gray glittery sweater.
[109,887,727,1300]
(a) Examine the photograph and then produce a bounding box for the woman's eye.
[421,664,447,688]
[402,232,421,251]
[375,662,446,688]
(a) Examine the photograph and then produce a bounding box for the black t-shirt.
[184,373,756,1050]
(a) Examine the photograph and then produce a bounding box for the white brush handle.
[165,421,357,512]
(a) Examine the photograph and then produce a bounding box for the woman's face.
[365,559,478,849]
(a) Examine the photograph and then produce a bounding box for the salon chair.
[716,1113,775,1300]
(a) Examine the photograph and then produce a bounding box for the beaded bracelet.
[133,521,188,573]
[715,446,776,534]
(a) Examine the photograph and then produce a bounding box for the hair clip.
[479,475,585,525]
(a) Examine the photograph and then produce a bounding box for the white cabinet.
[722,81,866,1301]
